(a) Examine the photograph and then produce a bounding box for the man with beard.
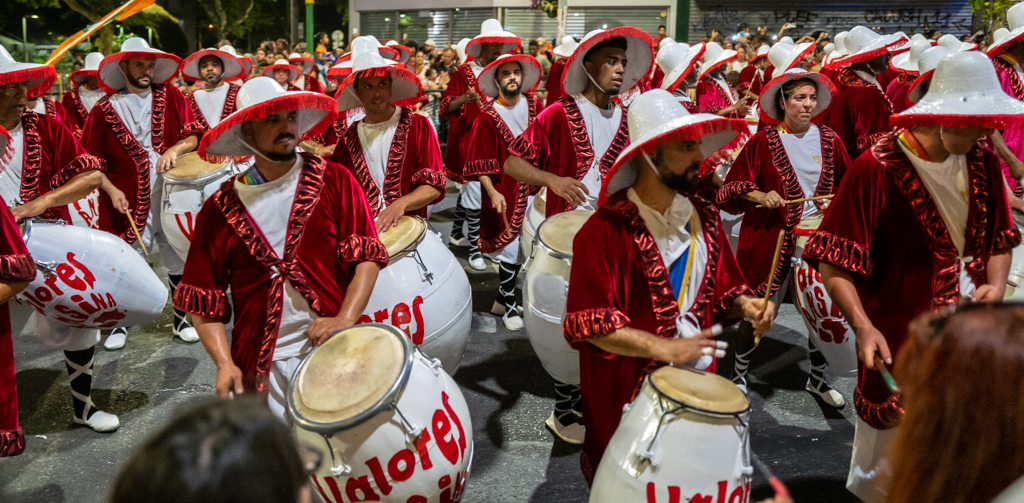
[330,37,445,233]
[80,38,205,350]
[563,90,774,484]
[442,20,521,270]
[805,51,1022,501]
[463,54,544,331]
[180,46,245,128]
[61,52,106,137]
[816,26,905,160]
[504,27,652,444]
[175,77,386,421]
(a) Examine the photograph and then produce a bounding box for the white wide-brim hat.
[385,41,412,64]
[262,59,300,82]
[602,89,748,204]
[467,19,521,59]
[71,52,103,85]
[355,36,399,61]
[199,77,336,162]
[0,44,56,99]
[768,42,814,79]
[779,36,795,45]
[698,41,737,80]
[336,37,422,111]
[839,26,906,67]
[989,4,1024,57]
[906,46,952,104]
[239,55,253,76]
[552,35,579,58]
[562,26,654,97]
[326,60,352,84]
[888,32,910,54]
[937,34,977,53]
[658,42,705,92]
[892,50,1024,129]
[287,52,315,75]
[823,31,849,69]
[890,39,932,74]
[758,69,836,122]
[98,37,181,93]
[181,46,244,81]
[750,44,770,62]
[455,38,472,63]
[476,54,542,99]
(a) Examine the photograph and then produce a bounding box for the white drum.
[791,214,858,376]
[521,187,547,261]
[67,188,101,229]
[289,324,473,503]
[523,210,592,385]
[590,366,752,503]
[1005,210,1024,300]
[161,152,239,261]
[361,216,472,374]
[17,219,168,328]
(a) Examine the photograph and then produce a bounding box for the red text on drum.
[793,266,848,344]
[647,480,751,503]
[20,251,126,327]
[357,295,427,345]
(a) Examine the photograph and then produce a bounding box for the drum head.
[379,216,426,261]
[164,152,230,183]
[793,213,825,236]
[537,210,593,256]
[292,325,407,426]
[649,366,749,415]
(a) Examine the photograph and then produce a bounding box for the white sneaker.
[469,256,487,270]
[74,409,119,433]
[104,328,127,351]
[806,378,845,408]
[503,312,524,331]
[545,412,585,444]
[174,325,200,343]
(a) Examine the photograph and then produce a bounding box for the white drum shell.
[792,232,858,376]
[523,241,579,385]
[296,351,474,503]
[521,189,546,261]
[18,221,167,329]
[67,188,102,229]
[590,380,752,503]
[362,230,472,374]
[161,168,235,261]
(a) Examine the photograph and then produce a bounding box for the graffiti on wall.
[691,4,973,38]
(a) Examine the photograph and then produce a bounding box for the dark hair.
[109,397,306,503]
[314,32,328,45]
[583,36,628,63]
[780,77,818,100]
[529,40,540,47]
[659,25,666,30]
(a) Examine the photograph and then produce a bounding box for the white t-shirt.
[573,94,622,211]
[79,87,105,113]
[31,100,45,114]
[493,96,530,137]
[779,125,824,218]
[109,89,161,240]
[0,122,25,205]
[233,157,317,360]
[294,74,305,89]
[192,84,230,127]
[357,106,402,211]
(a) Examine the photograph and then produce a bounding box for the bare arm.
[0,281,29,305]
[504,155,588,206]
[992,130,1024,179]
[975,252,1011,301]
[306,261,380,344]
[11,171,102,220]
[155,135,200,173]
[194,315,244,398]
[820,263,889,369]
[588,325,723,364]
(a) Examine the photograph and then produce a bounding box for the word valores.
[647,480,751,503]
[21,251,126,327]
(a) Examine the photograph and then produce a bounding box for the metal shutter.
[451,8,498,45]
[360,11,397,42]
[503,7,665,46]
[361,8,495,47]
[684,0,973,44]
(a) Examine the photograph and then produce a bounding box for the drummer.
[717,69,851,406]
[463,53,544,331]
[262,59,303,91]
[563,90,774,484]
[79,37,206,350]
[0,45,128,433]
[174,77,387,422]
[803,51,1022,501]
[180,45,245,129]
[329,37,446,233]
[656,41,704,114]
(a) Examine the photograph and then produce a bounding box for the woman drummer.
[716,69,851,406]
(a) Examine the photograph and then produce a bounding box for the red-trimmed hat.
[0,43,57,98]
[890,39,931,75]
[822,31,849,69]
[326,59,352,84]
[698,42,738,80]
[262,59,300,82]
[767,42,814,79]
[71,52,103,85]
[239,55,253,75]
[455,38,472,63]
[905,46,951,105]
[552,35,579,59]
[602,89,748,204]
[335,37,422,112]
[562,26,654,97]
[837,26,906,67]
[467,19,521,60]
[989,4,1024,57]
[98,37,181,93]
[385,41,412,64]
[750,44,770,62]
[891,50,1024,129]
[475,54,542,98]
[937,34,977,53]
[657,42,705,93]
[758,69,836,122]
[198,76,336,163]
[181,46,244,81]
[288,52,315,75]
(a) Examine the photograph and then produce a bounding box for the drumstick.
[751,454,791,500]
[126,209,148,256]
[875,351,900,394]
[755,194,834,208]
[754,229,786,345]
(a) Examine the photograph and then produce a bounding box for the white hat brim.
[200,91,336,162]
[182,49,245,81]
[98,51,181,93]
[562,27,654,97]
[476,55,543,99]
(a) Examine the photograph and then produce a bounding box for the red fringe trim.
[890,113,1024,130]
[382,108,415,206]
[343,120,382,217]
[857,131,888,155]
[0,429,26,458]
[507,134,537,165]
[803,232,874,277]
[185,92,209,130]
[173,283,231,320]
[48,154,105,193]
[462,160,500,177]
[854,386,903,430]
[64,90,89,134]
[0,254,37,282]
[837,45,891,68]
[0,127,11,167]
[994,57,1024,101]
[222,84,240,120]
[410,166,447,197]
[714,284,751,321]
[716,180,758,208]
[563,307,631,344]
[337,235,389,265]
[151,85,170,155]
[0,66,56,99]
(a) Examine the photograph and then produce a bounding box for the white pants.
[139,182,185,276]
[483,194,533,265]
[10,300,100,351]
[847,417,899,502]
[459,181,481,210]
[268,356,305,425]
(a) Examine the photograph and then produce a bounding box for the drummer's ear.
[240,122,254,142]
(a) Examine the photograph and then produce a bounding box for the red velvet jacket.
[174,154,389,391]
[15,112,106,222]
[39,97,76,136]
[79,83,204,244]
[301,75,325,94]
[440,64,483,181]
[737,65,764,95]
[545,58,566,107]
[885,73,914,114]
[330,107,446,219]
[718,125,850,296]
[60,89,91,138]
[993,56,1024,197]
[463,95,543,254]
[563,188,751,483]
[0,199,37,458]
[185,83,240,129]
[815,68,893,160]
[507,95,629,217]
[697,76,739,118]
[803,133,1020,430]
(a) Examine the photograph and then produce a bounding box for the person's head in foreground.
[109,397,318,503]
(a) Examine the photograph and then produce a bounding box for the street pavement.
[0,189,862,502]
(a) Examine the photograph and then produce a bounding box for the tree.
[197,0,256,44]
[971,0,1018,30]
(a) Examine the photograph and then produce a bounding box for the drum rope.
[407,249,434,285]
[319,433,351,476]
[392,403,425,440]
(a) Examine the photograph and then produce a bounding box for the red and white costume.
[696,42,740,118]
[656,41,705,115]
[180,46,246,129]
[60,53,107,137]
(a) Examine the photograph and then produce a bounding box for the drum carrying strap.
[669,214,700,309]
